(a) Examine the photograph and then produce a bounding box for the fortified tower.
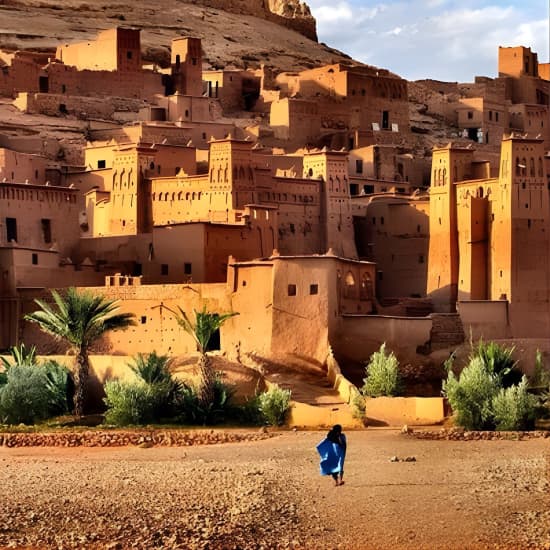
[427,144,474,311]
[498,46,539,78]
[109,145,155,235]
[491,137,549,328]
[303,149,357,258]
[208,137,256,211]
[171,37,203,96]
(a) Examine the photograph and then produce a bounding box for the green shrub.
[129,351,173,385]
[532,350,550,388]
[41,360,72,416]
[443,357,500,430]
[0,365,52,424]
[351,388,366,420]
[175,377,235,425]
[470,339,522,388]
[103,380,166,426]
[0,361,71,424]
[127,352,181,419]
[492,376,538,431]
[230,395,264,426]
[362,343,402,397]
[1,343,37,369]
[257,385,292,426]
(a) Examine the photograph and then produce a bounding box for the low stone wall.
[410,428,550,441]
[365,396,445,426]
[0,429,273,448]
[287,401,363,429]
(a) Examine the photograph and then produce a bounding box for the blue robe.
[316,435,346,476]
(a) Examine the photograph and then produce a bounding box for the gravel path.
[0,430,548,549]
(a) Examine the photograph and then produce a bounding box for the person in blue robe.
[316,424,347,486]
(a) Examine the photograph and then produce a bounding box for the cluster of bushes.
[357,340,550,432]
[443,341,546,431]
[0,347,292,428]
[0,345,72,425]
[103,352,292,427]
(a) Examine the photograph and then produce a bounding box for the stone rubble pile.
[409,428,550,441]
[0,429,273,447]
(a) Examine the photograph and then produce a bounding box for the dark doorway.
[206,327,221,351]
[162,75,175,96]
[39,76,49,93]
[382,110,389,130]
[6,218,17,242]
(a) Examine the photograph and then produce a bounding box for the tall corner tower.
[427,144,474,311]
[109,145,154,235]
[303,149,357,258]
[491,136,549,310]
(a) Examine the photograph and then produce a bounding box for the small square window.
[184,263,192,275]
[31,253,38,265]
[288,284,297,296]
[310,284,318,295]
[127,51,133,60]
[140,316,147,324]
[97,160,106,169]
[161,264,169,275]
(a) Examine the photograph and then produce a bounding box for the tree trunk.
[73,350,89,417]
[198,352,215,408]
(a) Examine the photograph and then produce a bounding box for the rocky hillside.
[0,0,352,71]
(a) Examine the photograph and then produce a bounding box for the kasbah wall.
[2,24,550,381]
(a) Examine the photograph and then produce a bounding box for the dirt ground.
[0,430,548,549]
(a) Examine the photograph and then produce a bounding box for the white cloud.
[309,1,549,81]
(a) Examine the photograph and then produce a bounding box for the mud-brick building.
[65,137,357,284]
[427,135,550,338]
[19,253,376,364]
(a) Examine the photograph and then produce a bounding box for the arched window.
[539,157,544,177]
[477,186,484,198]
[442,168,447,185]
[521,158,527,177]
[343,271,356,299]
[360,273,373,301]
[516,157,521,176]
[530,157,535,177]
[186,192,190,200]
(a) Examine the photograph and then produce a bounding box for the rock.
[390,456,400,462]
[404,456,417,462]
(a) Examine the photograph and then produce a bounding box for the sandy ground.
[0,430,548,549]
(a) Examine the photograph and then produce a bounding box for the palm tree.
[24,288,136,417]
[171,305,238,407]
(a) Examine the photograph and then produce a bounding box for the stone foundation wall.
[15,93,144,121]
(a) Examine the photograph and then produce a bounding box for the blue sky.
[308,0,549,81]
